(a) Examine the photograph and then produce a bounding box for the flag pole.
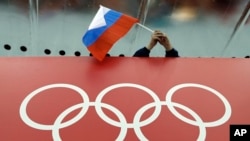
[136,23,154,33]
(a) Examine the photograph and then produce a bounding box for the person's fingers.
[154,32,164,36]
[152,35,161,41]
[152,31,169,43]
[153,30,164,36]
[152,34,159,38]
[155,30,161,32]
[160,34,169,39]
[155,35,166,42]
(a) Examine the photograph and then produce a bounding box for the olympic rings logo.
[19,83,232,141]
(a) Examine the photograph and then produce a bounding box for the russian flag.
[82,5,138,61]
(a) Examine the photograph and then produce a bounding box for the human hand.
[157,32,172,51]
[146,30,162,50]
[146,30,172,51]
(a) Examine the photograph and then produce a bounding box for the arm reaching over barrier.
[133,30,179,57]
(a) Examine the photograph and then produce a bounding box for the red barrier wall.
[0,57,250,141]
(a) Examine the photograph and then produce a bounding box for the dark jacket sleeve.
[133,47,150,57]
[165,48,179,57]
[133,47,179,57]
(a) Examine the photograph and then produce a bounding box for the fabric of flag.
[82,5,138,61]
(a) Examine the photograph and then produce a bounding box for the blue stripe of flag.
[82,10,122,47]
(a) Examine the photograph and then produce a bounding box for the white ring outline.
[95,83,161,128]
[134,101,206,141]
[166,83,232,127]
[19,84,90,130]
[52,102,128,141]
